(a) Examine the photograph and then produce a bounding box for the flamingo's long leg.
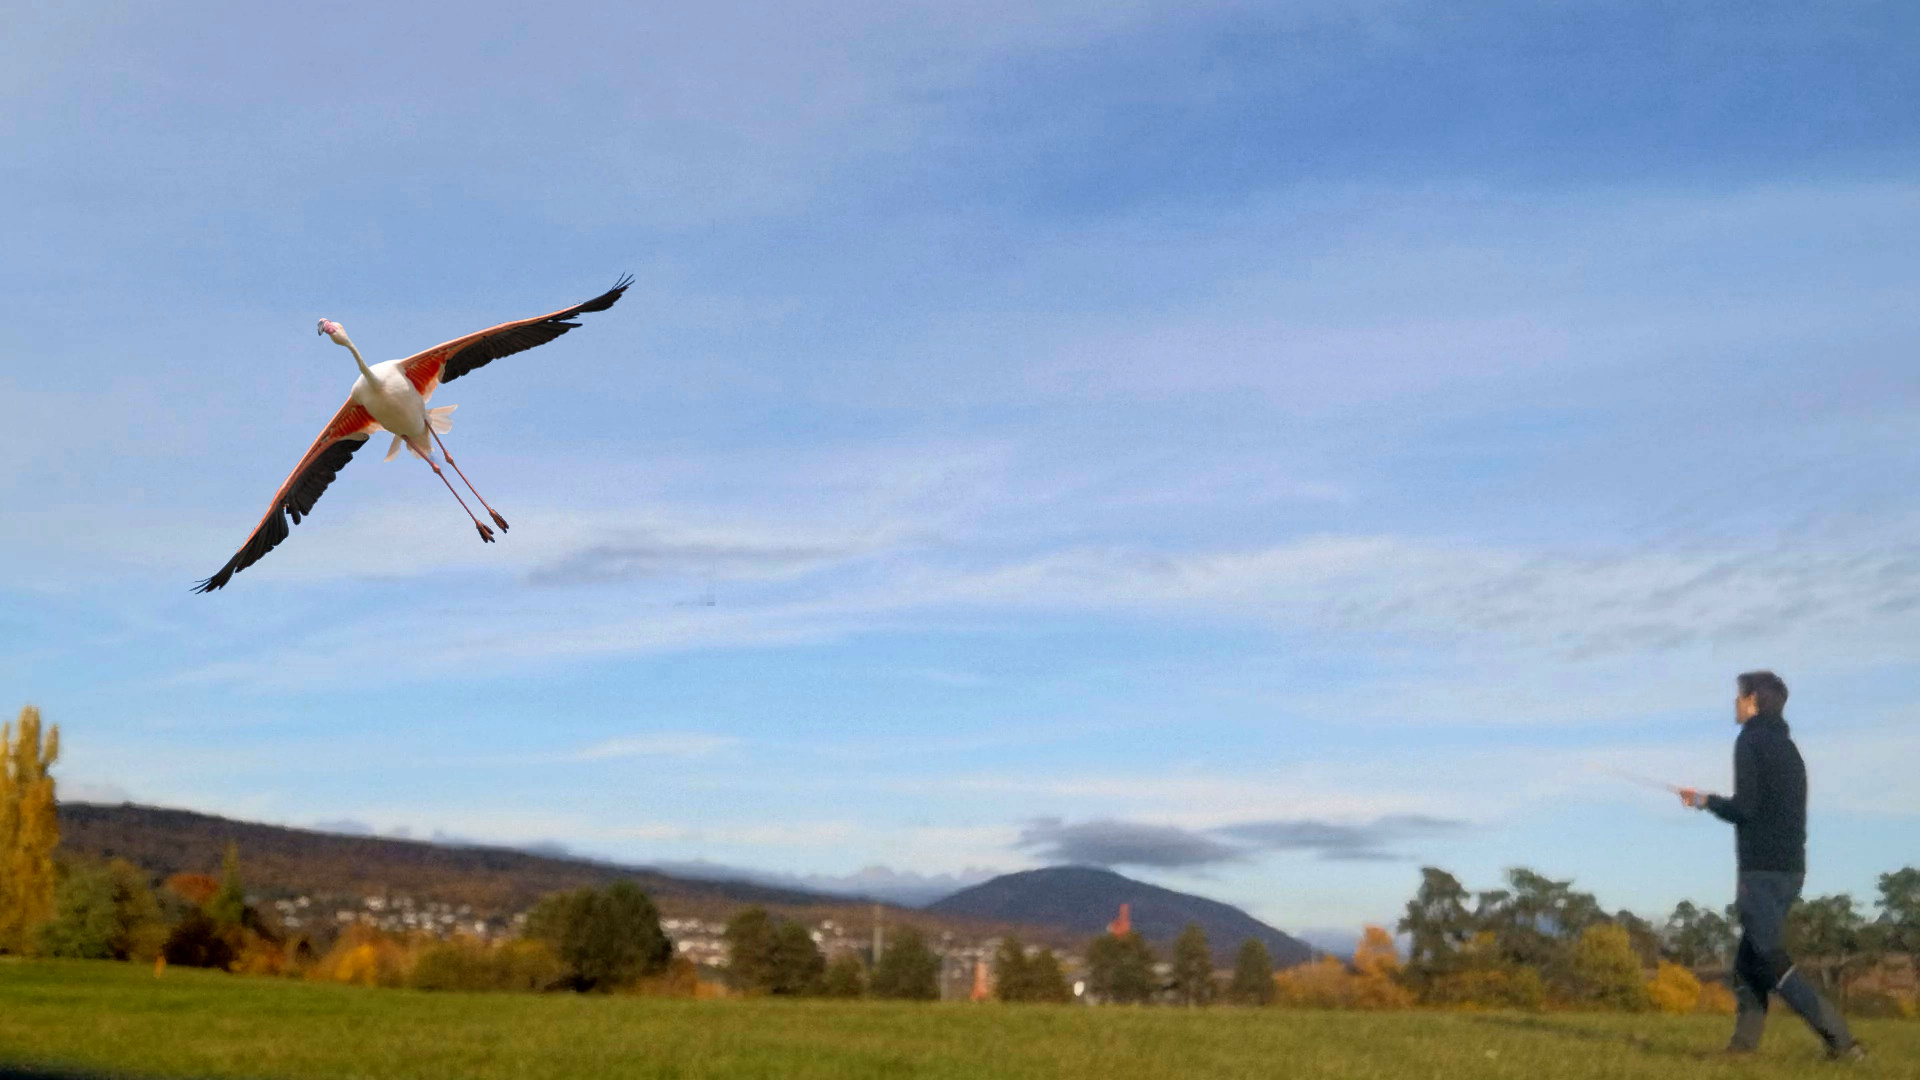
[430,431,509,532]
[419,452,495,542]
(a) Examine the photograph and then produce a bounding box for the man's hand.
[1677,787,1708,810]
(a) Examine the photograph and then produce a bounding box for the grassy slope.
[0,961,1908,1080]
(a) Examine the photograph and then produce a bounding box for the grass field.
[0,960,1908,1080]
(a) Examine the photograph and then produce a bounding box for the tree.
[1086,930,1157,1004]
[1571,923,1649,1011]
[1352,925,1400,979]
[1227,938,1275,1005]
[1170,923,1215,1006]
[162,909,236,970]
[206,843,248,932]
[1788,893,1868,1001]
[724,907,779,993]
[994,936,1033,1002]
[822,952,867,998]
[0,705,60,953]
[525,881,672,992]
[1876,867,1920,986]
[35,859,166,961]
[1663,900,1735,969]
[870,927,940,1000]
[1612,909,1662,967]
[1398,867,1472,986]
[767,921,825,995]
[1025,947,1073,1003]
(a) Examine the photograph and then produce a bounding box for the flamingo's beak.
[317,319,349,345]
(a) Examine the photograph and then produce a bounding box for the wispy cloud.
[1018,813,1471,869]
[524,526,893,587]
[563,734,741,762]
[1018,817,1247,869]
[1217,815,1467,863]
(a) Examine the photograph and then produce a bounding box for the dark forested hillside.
[57,802,851,916]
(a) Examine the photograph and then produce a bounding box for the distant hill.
[56,803,838,916]
[53,803,1075,948]
[926,866,1315,968]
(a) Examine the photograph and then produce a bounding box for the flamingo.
[194,276,632,593]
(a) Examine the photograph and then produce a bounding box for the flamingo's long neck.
[343,340,376,382]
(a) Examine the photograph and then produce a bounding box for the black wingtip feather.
[574,274,633,314]
[193,438,366,594]
[437,275,633,385]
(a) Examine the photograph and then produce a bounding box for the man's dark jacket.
[1705,711,1806,874]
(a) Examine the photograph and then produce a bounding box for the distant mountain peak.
[926,865,1314,968]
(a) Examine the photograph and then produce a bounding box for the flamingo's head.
[317,319,350,346]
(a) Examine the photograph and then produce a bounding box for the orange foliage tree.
[1271,926,1412,1009]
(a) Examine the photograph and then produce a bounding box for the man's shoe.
[1826,1042,1867,1064]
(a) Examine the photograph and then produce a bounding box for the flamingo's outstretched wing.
[397,276,632,400]
[194,400,380,593]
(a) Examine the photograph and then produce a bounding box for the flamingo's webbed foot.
[489,509,509,532]
[477,522,496,543]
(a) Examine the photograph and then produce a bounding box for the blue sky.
[5,1,1918,938]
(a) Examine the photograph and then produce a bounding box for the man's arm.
[1704,735,1759,824]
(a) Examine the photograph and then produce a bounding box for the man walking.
[1678,671,1863,1061]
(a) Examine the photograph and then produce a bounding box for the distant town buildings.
[255,891,1083,1001]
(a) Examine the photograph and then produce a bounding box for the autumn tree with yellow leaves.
[1,705,61,953]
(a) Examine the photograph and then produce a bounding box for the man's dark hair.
[1736,670,1789,715]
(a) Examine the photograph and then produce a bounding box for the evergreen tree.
[724,907,779,993]
[822,951,867,998]
[1025,947,1074,1003]
[993,936,1032,1002]
[1397,866,1471,987]
[1227,938,1275,1005]
[870,927,940,1000]
[768,921,825,995]
[206,843,248,931]
[1611,909,1662,967]
[1086,930,1157,1004]
[1878,868,1920,988]
[1170,923,1215,1005]
[1662,900,1735,969]
[0,705,60,953]
[525,880,672,991]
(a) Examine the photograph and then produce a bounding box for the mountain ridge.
[927,865,1315,968]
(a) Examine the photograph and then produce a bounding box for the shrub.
[1423,967,1546,1011]
[1645,961,1701,1015]
[1843,990,1916,1019]
[408,937,565,993]
[308,926,412,988]
[1694,980,1737,1015]
[1571,924,1650,1012]
[161,909,236,971]
[37,860,166,961]
[630,955,703,998]
[822,952,867,998]
[1273,956,1415,1011]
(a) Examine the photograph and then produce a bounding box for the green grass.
[0,960,1907,1080]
